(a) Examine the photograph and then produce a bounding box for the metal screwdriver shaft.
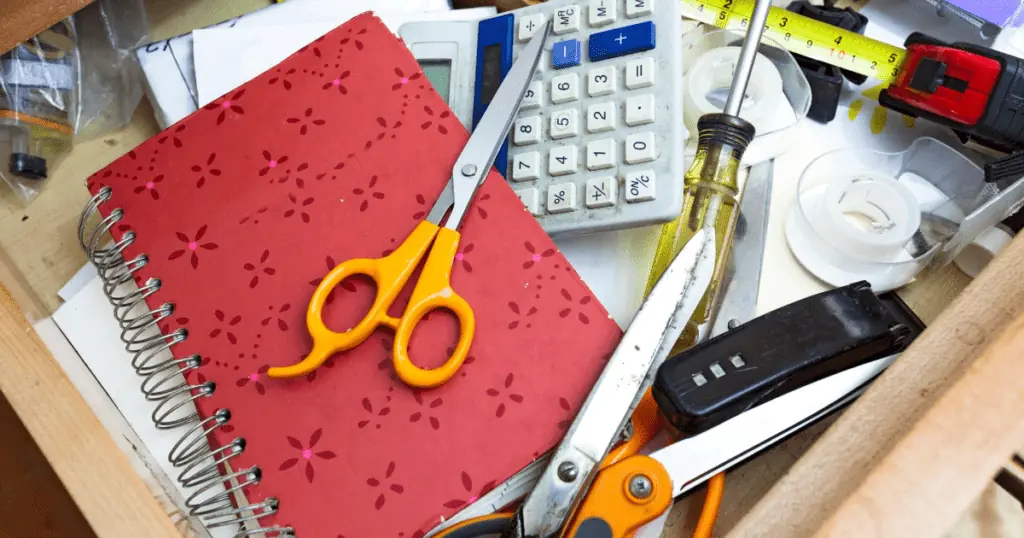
[643,0,774,348]
[723,0,773,116]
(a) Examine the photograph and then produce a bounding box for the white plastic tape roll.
[684,46,783,135]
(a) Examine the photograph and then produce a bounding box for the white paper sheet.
[192,8,498,107]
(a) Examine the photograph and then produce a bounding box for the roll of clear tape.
[786,170,927,292]
[683,46,783,136]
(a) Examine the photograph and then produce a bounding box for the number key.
[586,102,616,133]
[521,81,543,109]
[550,109,580,139]
[511,151,540,181]
[625,132,656,164]
[513,116,542,145]
[549,145,579,176]
[551,73,580,104]
[587,66,616,97]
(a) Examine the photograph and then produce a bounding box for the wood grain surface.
[0,0,91,54]
[0,283,183,538]
[728,233,1024,537]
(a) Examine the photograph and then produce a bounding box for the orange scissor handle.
[562,454,673,538]
[266,221,439,380]
[393,227,475,388]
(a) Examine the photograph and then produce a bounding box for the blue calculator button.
[552,39,582,69]
[588,21,655,62]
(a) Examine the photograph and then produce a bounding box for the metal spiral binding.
[78,187,294,538]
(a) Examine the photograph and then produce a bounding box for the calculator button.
[588,0,617,27]
[625,0,653,18]
[588,21,656,62]
[551,73,580,104]
[586,177,617,208]
[553,5,581,34]
[625,170,656,202]
[625,132,656,164]
[625,94,656,126]
[522,81,543,109]
[552,39,582,69]
[518,14,547,42]
[550,109,580,139]
[513,116,542,145]
[511,152,541,181]
[587,66,616,97]
[547,183,579,213]
[549,145,579,176]
[515,188,543,216]
[586,139,616,170]
[586,102,616,133]
[626,58,656,89]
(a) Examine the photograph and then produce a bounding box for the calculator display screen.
[419,59,453,104]
[480,44,503,105]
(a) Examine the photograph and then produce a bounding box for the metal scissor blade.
[444,21,550,230]
[649,355,897,499]
[515,228,716,537]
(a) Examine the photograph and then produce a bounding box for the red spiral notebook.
[84,12,621,538]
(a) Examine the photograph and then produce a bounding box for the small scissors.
[267,21,551,388]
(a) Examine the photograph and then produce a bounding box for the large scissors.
[267,22,552,388]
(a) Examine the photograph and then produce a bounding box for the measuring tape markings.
[680,0,907,84]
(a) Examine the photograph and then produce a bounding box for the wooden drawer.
[1,1,1023,537]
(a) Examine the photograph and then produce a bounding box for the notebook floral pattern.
[86,12,621,538]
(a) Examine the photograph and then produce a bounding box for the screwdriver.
[644,0,773,350]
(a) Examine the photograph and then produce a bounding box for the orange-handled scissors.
[266,21,551,388]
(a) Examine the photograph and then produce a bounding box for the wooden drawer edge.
[0,281,182,538]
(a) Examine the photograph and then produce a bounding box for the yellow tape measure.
[680,0,907,84]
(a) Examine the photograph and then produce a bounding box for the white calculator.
[399,0,684,237]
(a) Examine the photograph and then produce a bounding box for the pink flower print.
[408,391,443,431]
[486,373,524,418]
[442,472,498,510]
[167,226,218,269]
[268,67,297,90]
[259,151,288,176]
[557,397,573,430]
[454,243,474,273]
[210,310,242,344]
[286,107,326,135]
[271,162,310,188]
[322,70,350,94]
[352,176,384,212]
[300,34,327,57]
[236,365,270,395]
[507,301,537,330]
[391,67,422,91]
[279,429,336,483]
[244,249,276,288]
[357,397,391,430]
[558,288,593,324]
[133,174,164,200]
[283,193,315,223]
[157,124,187,148]
[367,461,404,510]
[420,105,452,135]
[411,193,429,220]
[191,152,221,188]
[238,205,269,225]
[261,303,292,332]
[522,241,556,269]
[203,89,246,125]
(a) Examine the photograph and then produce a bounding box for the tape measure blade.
[680,0,905,84]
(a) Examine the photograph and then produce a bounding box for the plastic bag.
[0,0,148,203]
